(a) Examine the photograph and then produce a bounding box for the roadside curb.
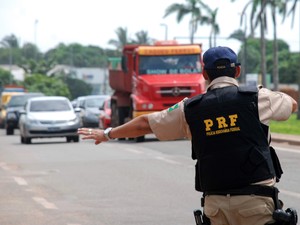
[271,133,300,146]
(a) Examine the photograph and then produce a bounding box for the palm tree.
[163,0,207,44]
[1,34,19,48]
[286,0,300,119]
[199,8,220,48]
[132,30,153,44]
[229,29,247,83]
[108,27,130,51]
[287,0,299,27]
[232,0,268,87]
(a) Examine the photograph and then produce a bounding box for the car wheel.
[66,136,72,142]
[73,136,79,142]
[24,137,31,144]
[20,136,25,144]
[135,136,145,143]
[6,127,14,135]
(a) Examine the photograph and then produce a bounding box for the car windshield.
[30,100,71,112]
[86,97,107,108]
[138,54,201,75]
[7,95,39,107]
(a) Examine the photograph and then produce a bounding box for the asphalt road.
[0,130,300,225]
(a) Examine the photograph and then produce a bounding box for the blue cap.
[203,46,240,70]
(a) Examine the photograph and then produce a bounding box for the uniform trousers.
[204,195,275,225]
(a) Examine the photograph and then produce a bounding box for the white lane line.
[32,197,58,209]
[155,156,181,165]
[280,189,300,199]
[0,162,10,171]
[67,224,82,225]
[13,176,28,186]
[123,147,143,154]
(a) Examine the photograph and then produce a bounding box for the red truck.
[108,41,206,142]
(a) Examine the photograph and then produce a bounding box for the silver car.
[19,96,81,144]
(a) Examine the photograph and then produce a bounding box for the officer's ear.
[203,70,210,81]
[235,66,241,79]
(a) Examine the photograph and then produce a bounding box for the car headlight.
[28,119,39,124]
[141,103,154,110]
[68,117,79,123]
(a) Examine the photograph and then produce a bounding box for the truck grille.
[158,87,195,97]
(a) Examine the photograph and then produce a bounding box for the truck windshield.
[138,54,201,75]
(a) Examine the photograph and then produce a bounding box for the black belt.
[204,185,277,198]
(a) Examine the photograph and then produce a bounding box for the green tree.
[24,74,71,98]
[0,68,14,89]
[164,0,208,44]
[64,76,93,100]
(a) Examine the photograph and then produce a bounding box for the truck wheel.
[6,127,14,135]
[118,107,129,125]
[110,101,119,127]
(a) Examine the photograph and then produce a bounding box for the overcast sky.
[0,0,299,54]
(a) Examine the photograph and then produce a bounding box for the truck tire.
[118,107,129,125]
[110,101,119,127]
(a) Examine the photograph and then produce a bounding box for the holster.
[194,209,210,225]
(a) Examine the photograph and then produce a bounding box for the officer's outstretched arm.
[78,115,153,145]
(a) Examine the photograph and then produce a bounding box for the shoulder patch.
[167,103,179,112]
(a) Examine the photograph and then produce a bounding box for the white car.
[19,96,81,144]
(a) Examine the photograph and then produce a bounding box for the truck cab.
[108,42,206,142]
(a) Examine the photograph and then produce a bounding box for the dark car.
[5,93,44,135]
[76,95,110,127]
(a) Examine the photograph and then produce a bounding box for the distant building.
[0,64,26,81]
[46,64,111,95]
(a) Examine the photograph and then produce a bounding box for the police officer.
[78,46,298,225]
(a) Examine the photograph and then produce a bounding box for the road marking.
[280,189,300,199]
[0,162,10,171]
[123,147,143,154]
[155,156,181,165]
[276,147,300,154]
[13,176,28,186]
[32,197,58,209]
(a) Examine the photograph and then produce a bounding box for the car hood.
[29,111,77,121]
[86,108,100,114]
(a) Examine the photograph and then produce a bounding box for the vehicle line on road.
[155,156,182,165]
[13,176,28,185]
[0,161,10,171]
[32,197,58,209]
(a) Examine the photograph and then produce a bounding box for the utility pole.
[160,23,168,40]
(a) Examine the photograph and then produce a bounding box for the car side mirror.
[19,109,26,115]
[74,107,81,113]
